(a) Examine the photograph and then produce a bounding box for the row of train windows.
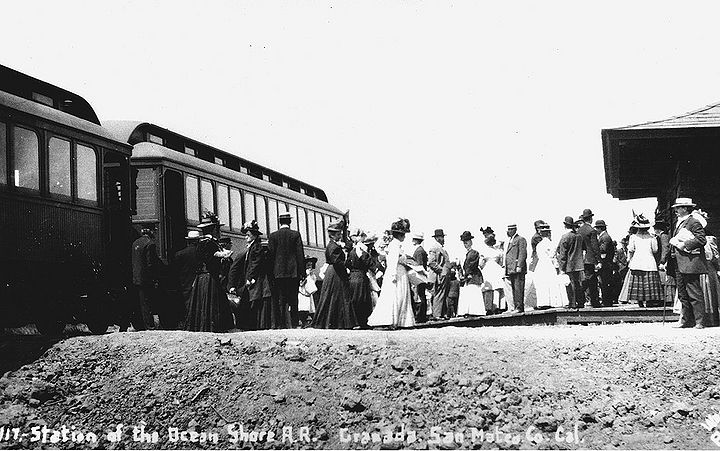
[0,122,97,202]
[184,174,336,248]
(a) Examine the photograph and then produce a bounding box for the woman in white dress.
[456,231,486,316]
[478,228,506,314]
[367,219,416,328]
[532,224,568,308]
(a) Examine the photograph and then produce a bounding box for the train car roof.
[103,120,332,202]
[0,90,131,154]
[131,142,344,215]
[0,64,101,125]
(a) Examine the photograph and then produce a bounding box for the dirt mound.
[1,325,719,449]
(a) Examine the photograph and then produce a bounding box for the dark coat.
[230,240,273,301]
[462,249,484,286]
[172,243,199,299]
[672,215,708,274]
[131,235,160,285]
[227,249,246,293]
[597,230,615,266]
[268,227,305,279]
[656,231,670,266]
[413,245,428,270]
[504,234,528,275]
[578,223,600,265]
[557,230,585,273]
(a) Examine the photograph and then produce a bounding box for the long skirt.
[523,272,538,309]
[618,270,632,303]
[457,283,486,316]
[312,266,357,329]
[700,271,720,327]
[349,271,373,327]
[185,273,234,332]
[624,270,663,306]
[368,267,415,328]
[254,295,292,330]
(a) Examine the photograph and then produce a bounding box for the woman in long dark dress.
[346,228,373,328]
[312,221,358,329]
[241,220,291,330]
[185,212,234,332]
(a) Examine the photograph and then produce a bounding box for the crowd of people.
[126,196,720,332]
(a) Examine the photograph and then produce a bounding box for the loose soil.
[1,324,719,449]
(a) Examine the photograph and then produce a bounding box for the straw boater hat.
[278,211,292,221]
[185,230,202,240]
[411,231,424,241]
[672,197,696,208]
[460,231,474,241]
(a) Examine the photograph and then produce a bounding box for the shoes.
[672,323,692,329]
[695,324,706,329]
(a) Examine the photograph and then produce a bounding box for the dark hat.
[433,228,446,237]
[480,226,495,235]
[327,220,344,233]
[460,231,474,241]
[581,208,594,219]
[241,220,262,235]
[304,255,318,264]
[563,216,577,227]
[533,220,547,229]
[278,212,292,221]
[390,218,411,234]
[594,219,607,228]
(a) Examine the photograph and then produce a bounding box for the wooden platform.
[412,305,680,328]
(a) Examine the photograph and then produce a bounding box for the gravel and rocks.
[0,324,719,449]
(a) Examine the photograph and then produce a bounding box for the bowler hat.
[563,216,576,227]
[671,197,696,208]
[594,219,607,228]
[581,208,594,219]
[460,231,474,241]
[433,229,446,237]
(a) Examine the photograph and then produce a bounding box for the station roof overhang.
[602,102,720,200]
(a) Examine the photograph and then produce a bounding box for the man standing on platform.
[131,224,161,330]
[428,229,451,320]
[578,208,601,307]
[504,224,527,313]
[669,198,707,329]
[557,216,586,309]
[410,232,429,323]
[268,212,305,328]
[594,219,616,307]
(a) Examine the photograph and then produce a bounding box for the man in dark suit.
[504,224,527,313]
[669,198,708,329]
[268,212,305,328]
[171,230,201,319]
[577,208,601,307]
[557,216,585,308]
[594,219,616,307]
[131,224,161,330]
[410,232,429,322]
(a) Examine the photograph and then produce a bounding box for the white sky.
[3,1,719,259]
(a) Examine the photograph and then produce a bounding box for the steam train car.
[103,121,344,265]
[0,65,134,334]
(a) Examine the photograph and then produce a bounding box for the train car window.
[268,199,278,232]
[76,144,98,202]
[243,191,255,222]
[134,168,157,219]
[12,126,40,191]
[147,133,164,145]
[48,137,71,197]
[0,122,6,184]
[32,92,54,107]
[262,174,270,182]
[315,212,325,248]
[256,195,267,235]
[200,179,214,215]
[185,175,200,221]
[298,207,308,245]
[307,210,317,247]
[240,166,248,174]
[214,157,224,166]
[216,183,230,229]
[230,188,242,230]
[184,146,196,156]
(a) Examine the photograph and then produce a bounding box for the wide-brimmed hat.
[480,226,495,235]
[198,211,224,228]
[634,214,651,229]
[304,255,318,265]
[581,208,594,219]
[563,216,577,227]
[433,229,446,237]
[411,232,424,241]
[349,227,366,238]
[671,197,696,208]
[241,220,262,235]
[594,219,607,228]
[390,219,411,234]
[185,230,202,240]
[363,234,378,245]
[460,231,474,241]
